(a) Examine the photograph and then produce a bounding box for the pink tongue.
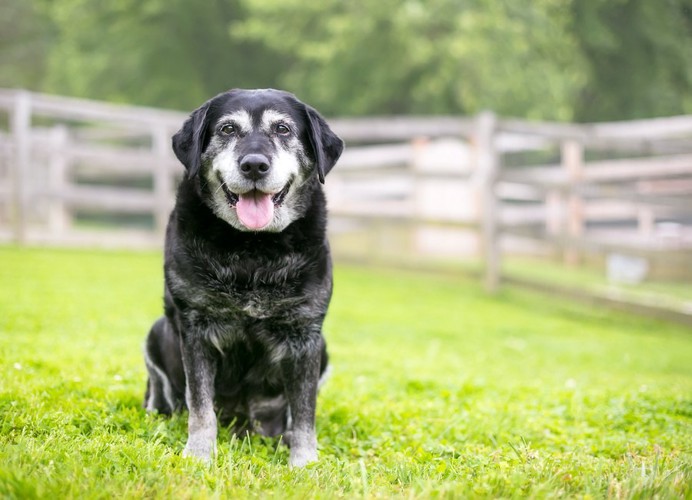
[236,190,274,230]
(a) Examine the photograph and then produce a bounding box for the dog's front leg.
[181,338,217,463]
[282,339,322,468]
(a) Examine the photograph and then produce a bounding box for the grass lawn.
[502,256,692,312]
[0,246,690,498]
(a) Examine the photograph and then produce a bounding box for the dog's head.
[172,89,344,232]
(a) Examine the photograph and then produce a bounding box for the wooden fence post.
[10,90,31,244]
[637,206,654,238]
[545,189,563,258]
[411,136,429,257]
[152,124,172,237]
[49,125,70,235]
[475,111,500,293]
[561,139,584,266]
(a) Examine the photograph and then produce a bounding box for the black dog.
[143,89,343,467]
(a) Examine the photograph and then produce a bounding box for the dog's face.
[172,89,344,232]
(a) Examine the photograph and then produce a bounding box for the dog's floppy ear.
[172,102,211,178]
[304,105,344,183]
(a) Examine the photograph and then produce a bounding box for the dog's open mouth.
[271,181,292,206]
[220,180,292,230]
[220,181,292,209]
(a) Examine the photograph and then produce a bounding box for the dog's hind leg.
[143,317,185,414]
[144,356,175,414]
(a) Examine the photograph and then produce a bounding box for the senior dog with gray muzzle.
[143,89,343,467]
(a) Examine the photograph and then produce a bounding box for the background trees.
[1,0,690,121]
[571,0,692,121]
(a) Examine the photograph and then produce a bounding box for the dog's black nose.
[239,154,271,181]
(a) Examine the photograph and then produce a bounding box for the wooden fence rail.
[1,89,691,321]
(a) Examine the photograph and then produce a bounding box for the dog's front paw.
[183,437,216,464]
[289,446,318,468]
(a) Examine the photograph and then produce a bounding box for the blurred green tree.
[1,0,690,120]
[0,0,53,90]
[231,0,585,119]
[41,0,286,109]
[571,0,692,121]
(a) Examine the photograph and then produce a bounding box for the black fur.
[143,89,343,467]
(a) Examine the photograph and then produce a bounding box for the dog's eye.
[275,123,291,136]
[219,123,237,136]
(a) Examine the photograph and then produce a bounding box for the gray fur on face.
[200,109,312,233]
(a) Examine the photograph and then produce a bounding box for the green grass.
[503,256,692,309]
[0,246,690,499]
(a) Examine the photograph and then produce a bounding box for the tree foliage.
[571,0,692,121]
[0,0,53,91]
[2,0,691,121]
[231,0,585,119]
[40,0,285,109]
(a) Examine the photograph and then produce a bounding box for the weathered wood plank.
[30,142,178,175]
[504,224,692,252]
[0,89,184,128]
[584,154,692,182]
[337,143,414,169]
[10,90,31,243]
[331,116,475,142]
[475,111,501,292]
[497,115,692,143]
[500,154,692,185]
[56,186,156,212]
[590,115,692,139]
[499,200,689,226]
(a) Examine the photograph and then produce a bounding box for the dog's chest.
[171,252,311,320]
[235,283,303,319]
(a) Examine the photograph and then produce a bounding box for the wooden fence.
[0,89,184,246]
[489,114,692,287]
[1,89,691,321]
